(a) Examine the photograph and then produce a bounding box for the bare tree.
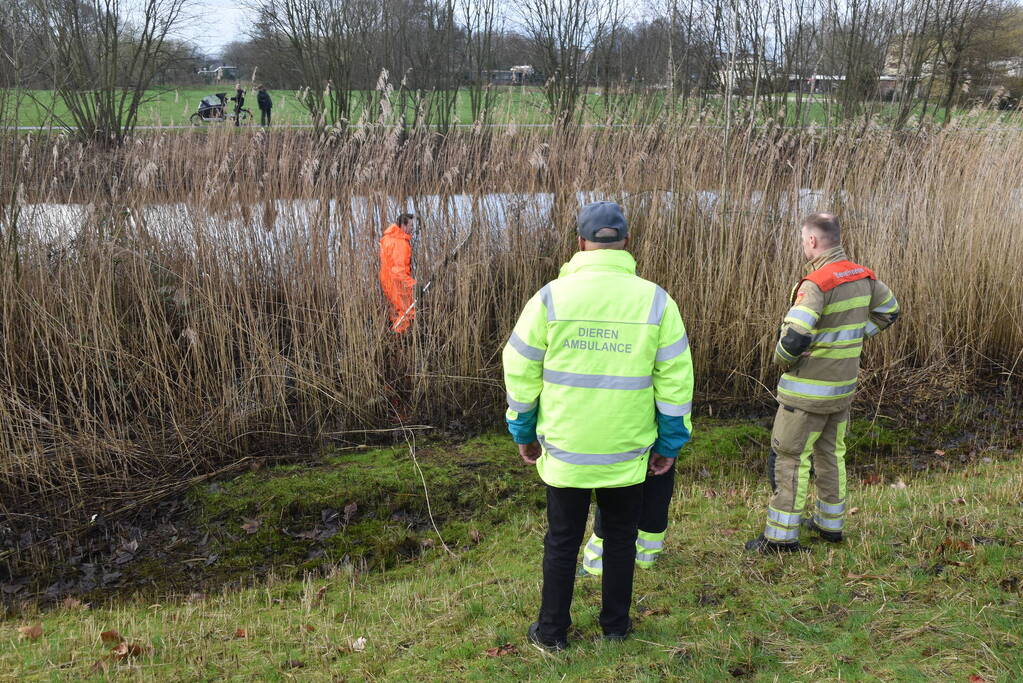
[460,0,502,124]
[517,0,623,124]
[28,0,191,144]
[257,0,378,128]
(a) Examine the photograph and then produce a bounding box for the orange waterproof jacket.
[379,224,416,331]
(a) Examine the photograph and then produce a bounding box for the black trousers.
[538,482,642,641]
[594,459,675,538]
[260,108,271,126]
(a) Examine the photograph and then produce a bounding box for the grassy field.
[3,420,1021,680]
[5,88,575,127]
[5,87,1019,128]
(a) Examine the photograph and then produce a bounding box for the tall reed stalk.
[1,116,1021,568]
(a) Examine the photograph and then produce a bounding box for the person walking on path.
[379,213,417,333]
[746,213,900,553]
[503,201,695,650]
[257,85,272,126]
[230,85,245,126]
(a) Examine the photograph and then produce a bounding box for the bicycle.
[190,108,253,125]
[190,93,253,125]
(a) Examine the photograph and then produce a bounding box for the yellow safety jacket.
[503,250,695,489]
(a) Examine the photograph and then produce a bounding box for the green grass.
[5,87,1021,129]
[2,88,561,128]
[3,420,1020,680]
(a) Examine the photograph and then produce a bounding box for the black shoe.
[802,517,843,543]
[528,622,567,651]
[744,534,810,554]
[603,618,632,642]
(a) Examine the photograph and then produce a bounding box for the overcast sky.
[176,5,253,56]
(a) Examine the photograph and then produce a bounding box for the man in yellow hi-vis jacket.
[747,213,899,553]
[503,202,695,650]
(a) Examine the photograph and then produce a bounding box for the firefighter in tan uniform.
[747,213,900,553]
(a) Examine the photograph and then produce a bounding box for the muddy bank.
[3,393,1020,613]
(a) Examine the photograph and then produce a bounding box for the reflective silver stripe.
[538,436,650,465]
[635,552,659,563]
[865,321,880,337]
[647,286,668,325]
[508,331,546,361]
[872,298,898,314]
[764,523,799,541]
[543,369,652,390]
[540,284,556,321]
[636,537,663,550]
[813,514,844,531]
[585,541,604,557]
[655,334,689,362]
[778,377,857,397]
[655,400,692,417]
[775,341,797,362]
[768,508,803,527]
[817,499,846,515]
[785,307,818,328]
[583,556,603,571]
[814,327,865,344]
[507,395,537,412]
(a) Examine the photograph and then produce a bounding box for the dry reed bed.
[0,120,1021,568]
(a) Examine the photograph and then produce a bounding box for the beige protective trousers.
[764,404,849,544]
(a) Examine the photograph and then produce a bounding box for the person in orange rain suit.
[379,213,417,333]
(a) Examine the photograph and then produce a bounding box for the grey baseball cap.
[577,201,628,243]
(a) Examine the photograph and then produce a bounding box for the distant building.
[489,65,539,86]
[788,74,846,94]
[717,55,776,93]
[989,57,1023,79]
[197,66,239,84]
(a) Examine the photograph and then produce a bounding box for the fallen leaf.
[111,642,150,660]
[234,628,248,639]
[890,478,908,490]
[302,624,316,633]
[469,529,482,543]
[351,636,367,652]
[703,489,718,499]
[282,659,306,669]
[314,585,328,604]
[484,643,519,657]
[639,606,671,616]
[343,502,358,524]
[420,538,435,549]
[90,658,110,674]
[937,537,972,553]
[969,676,986,682]
[849,507,860,516]
[101,630,124,646]
[720,528,739,537]
[18,624,43,641]
[934,450,946,456]
[61,597,88,610]
[241,518,261,535]
[951,497,966,505]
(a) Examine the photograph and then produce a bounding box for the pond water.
[15,188,853,249]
